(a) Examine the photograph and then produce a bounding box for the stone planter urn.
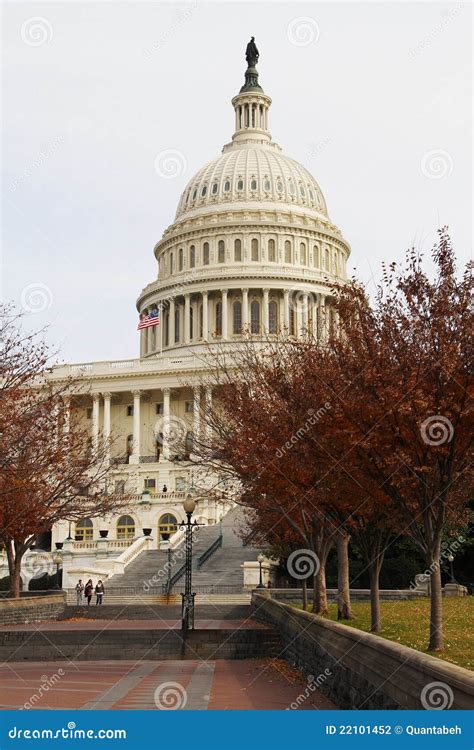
[99,530,109,538]
[143,528,152,537]
[55,542,64,550]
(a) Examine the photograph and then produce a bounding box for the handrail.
[163,562,186,594]
[197,534,222,570]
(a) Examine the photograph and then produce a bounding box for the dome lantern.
[227,37,272,149]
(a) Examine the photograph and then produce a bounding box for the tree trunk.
[313,563,328,614]
[428,547,444,651]
[302,578,308,611]
[336,533,353,620]
[7,547,23,599]
[369,561,382,632]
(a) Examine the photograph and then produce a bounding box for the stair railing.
[197,531,223,570]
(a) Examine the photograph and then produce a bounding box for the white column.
[319,294,326,342]
[103,392,111,463]
[202,291,209,341]
[242,288,249,331]
[193,386,201,450]
[184,293,191,344]
[263,288,270,334]
[163,387,171,460]
[283,289,290,332]
[169,298,175,347]
[63,397,70,435]
[140,328,146,358]
[204,386,212,446]
[221,289,228,339]
[147,325,154,354]
[130,390,141,464]
[302,292,309,337]
[91,394,100,457]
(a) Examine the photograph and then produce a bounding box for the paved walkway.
[0,659,335,710]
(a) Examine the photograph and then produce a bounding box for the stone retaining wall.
[252,592,474,710]
[269,588,428,603]
[0,594,66,625]
[0,627,280,662]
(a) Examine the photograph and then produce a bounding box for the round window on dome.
[288,180,295,195]
[308,188,314,201]
[276,180,283,194]
[250,179,257,191]
[201,185,207,197]
[224,180,230,192]
[237,179,244,191]
[299,184,305,198]
[264,179,271,192]
[192,188,197,200]
[212,182,218,195]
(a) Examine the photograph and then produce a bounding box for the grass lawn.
[292,597,474,671]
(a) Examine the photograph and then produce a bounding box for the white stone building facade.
[1,49,350,589]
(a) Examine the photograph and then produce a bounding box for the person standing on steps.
[75,579,84,606]
[95,580,105,606]
[84,579,93,606]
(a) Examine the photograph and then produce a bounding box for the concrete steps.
[66,593,251,606]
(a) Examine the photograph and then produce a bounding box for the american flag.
[137,308,160,330]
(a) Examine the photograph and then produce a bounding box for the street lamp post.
[257,553,265,589]
[181,495,198,632]
[167,546,172,595]
[447,554,456,583]
[53,543,63,590]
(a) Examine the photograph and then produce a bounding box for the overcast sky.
[2,1,472,363]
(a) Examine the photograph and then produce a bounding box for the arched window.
[199,304,203,338]
[189,306,194,340]
[313,244,319,268]
[269,301,278,334]
[233,300,242,334]
[251,238,259,262]
[268,239,276,262]
[158,513,178,548]
[218,240,225,263]
[237,179,244,191]
[117,515,135,540]
[211,182,218,195]
[170,252,174,273]
[224,180,230,193]
[250,300,260,334]
[284,240,292,264]
[234,238,242,262]
[189,245,195,268]
[75,518,93,541]
[215,301,222,336]
[325,248,330,271]
[300,243,306,265]
[178,248,183,271]
[174,307,180,343]
[203,242,210,265]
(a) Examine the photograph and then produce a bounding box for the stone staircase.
[66,507,261,605]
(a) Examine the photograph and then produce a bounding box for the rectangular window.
[175,477,186,491]
[156,403,164,414]
[185,401,194,413]
[86,407,93,419]
[115,480,125,495]
[144,478,156,490]
[127,405,134,417]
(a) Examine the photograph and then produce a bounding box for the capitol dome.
[174,147,328,221]
[137,41,350,358]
